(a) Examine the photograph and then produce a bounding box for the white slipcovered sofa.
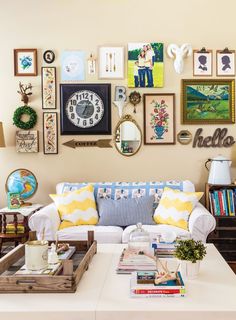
[29,180,216,243]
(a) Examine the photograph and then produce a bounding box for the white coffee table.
[0,244,235,320]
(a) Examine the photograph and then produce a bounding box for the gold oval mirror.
[114,115,142,156]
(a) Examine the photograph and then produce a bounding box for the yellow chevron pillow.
[153,187,203,230]
[50,184,98,229]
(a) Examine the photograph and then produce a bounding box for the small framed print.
[193,49,212,76]
[98,46,124,79]
[42,67,57,109]
[43,50,55,64]
[16,130,39,153]
[61,51,85,81]
[144,93,175,145]
[43,112,58,154]
[216,49,235,76]
[14,49,37,76]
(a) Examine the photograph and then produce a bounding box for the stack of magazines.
[116,248,156,274]
[130,271,185,298]
[153,242,176,258]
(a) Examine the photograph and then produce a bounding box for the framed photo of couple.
[128,43,164,88]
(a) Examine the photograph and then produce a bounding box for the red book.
[133,289,181,294]
[218,191,225,216]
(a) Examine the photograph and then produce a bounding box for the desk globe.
[5,168,37,205]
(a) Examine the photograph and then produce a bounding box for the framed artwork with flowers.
[14,49,37,76]
[143,93,175,145]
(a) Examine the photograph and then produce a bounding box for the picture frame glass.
[99,47,124,79]
[43,112,58,154]
[182,80,235,124]
[42,67,56,109]
[193,51,212,76]
[61,51,85,81]
[217,51,235,76]
[144,94,175,144]
[14,49,37,76]
[128,43,164,88]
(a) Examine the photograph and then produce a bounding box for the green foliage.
[128,43,163,62]
[174,239,207,263]
[13,106,37,130]
[187,100,230,120]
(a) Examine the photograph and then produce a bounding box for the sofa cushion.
[153,187,203,230]
[122,224,191,243]
[50,184,98,227]
[56,225,123,243]
[97,195,155,227]
[56,181,194,208]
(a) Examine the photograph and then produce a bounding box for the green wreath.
[13,106,37,130]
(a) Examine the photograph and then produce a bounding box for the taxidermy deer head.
[17,82,32,105]
[167,43,192,74]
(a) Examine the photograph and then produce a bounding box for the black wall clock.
[60,83,111,135]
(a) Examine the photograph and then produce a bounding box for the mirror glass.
[177,130,192,145]
[114,115,142,156]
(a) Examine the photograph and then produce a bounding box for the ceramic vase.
[180,260,200,280]
[154,125,165,139]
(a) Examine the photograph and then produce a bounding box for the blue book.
[213,191,220,216]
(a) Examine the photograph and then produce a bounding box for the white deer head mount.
[167,43,192,74]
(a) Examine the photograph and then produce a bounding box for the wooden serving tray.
[0,231,97,293]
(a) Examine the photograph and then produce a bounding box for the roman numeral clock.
[60,84,111,135]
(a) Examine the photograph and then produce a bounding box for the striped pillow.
[153,187,203,230]
[50,184,98,229]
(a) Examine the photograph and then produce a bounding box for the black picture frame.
[60,83,111,135]
[43,50,55,64]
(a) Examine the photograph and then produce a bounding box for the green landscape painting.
[182,80,234,123]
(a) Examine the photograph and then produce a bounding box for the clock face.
[65,90,104,128]
[60,84,111,135]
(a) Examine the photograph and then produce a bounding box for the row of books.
[209,189,236,216]
[130,271,185,298]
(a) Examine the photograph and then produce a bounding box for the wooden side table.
[0,204,43,255]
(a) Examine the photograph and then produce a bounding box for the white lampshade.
[0,122,6,147]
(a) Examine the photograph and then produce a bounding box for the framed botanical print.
[144,93,175,145]
[181,79,235,124]
[42,67,57,109]
[193,49,212,76]
[216,49,235,76]
[60,83,111,135]
[14,49,37,76]
[43,112,58,154]
[128,42,164,88]
[61,51,85,81]
[98,46,124,79]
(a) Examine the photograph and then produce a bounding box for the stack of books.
[153,242,176,258]
[130,271,185,298]
[116,248,156,274]
[209,189,236,216]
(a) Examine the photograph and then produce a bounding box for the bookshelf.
[205,183,236,272]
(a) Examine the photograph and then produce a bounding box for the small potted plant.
[174,239,207,279]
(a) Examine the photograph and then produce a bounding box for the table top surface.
[0,204,43,216]
[0,243,235,320]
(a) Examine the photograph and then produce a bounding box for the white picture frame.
[216,50,235,76]
[98,46,124,79]
[193,50,212,76]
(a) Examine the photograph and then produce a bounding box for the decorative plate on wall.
[60,83,111,135]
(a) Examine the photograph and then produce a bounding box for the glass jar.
[128,223,151,252]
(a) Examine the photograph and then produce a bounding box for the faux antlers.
[167,43,192,74]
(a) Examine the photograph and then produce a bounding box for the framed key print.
[41,67,57,109]
[60,83,111,135]
[14,49,37,76]
[144,93,175,145]
[43,112,58,154]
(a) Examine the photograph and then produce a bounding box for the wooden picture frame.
[216,49,235,76]
[41,67,57,109]
[144,93,175,145]
[181,79,235,124]
[193,49,212,76]
[43,112,58,154]
[14,49,37,76]
[16,130,39,153]
[98,46,125,79]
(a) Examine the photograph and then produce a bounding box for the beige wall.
[1,0,236,206]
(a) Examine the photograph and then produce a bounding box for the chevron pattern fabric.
[50,185,98,229]
[153,187,203,230]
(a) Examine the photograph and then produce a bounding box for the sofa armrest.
[29,203,60,240]
[188,203,216,243]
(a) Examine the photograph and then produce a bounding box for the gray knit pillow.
[97,195,155,227]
